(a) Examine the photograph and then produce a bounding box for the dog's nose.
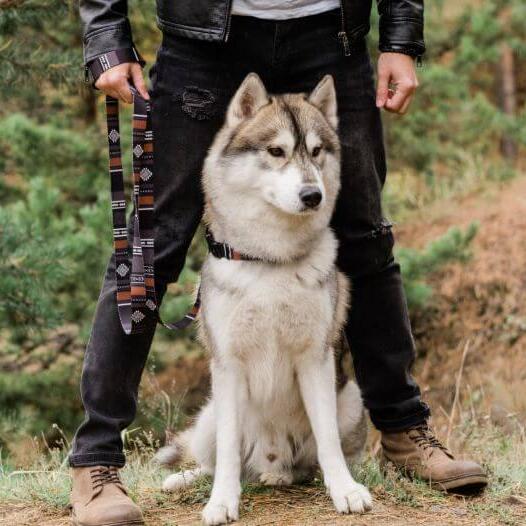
[299,186,322,208]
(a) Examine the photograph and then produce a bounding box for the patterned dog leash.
[105,90,258,335]
[105,90,200,334]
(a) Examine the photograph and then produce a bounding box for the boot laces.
[90,466,122,490]
[407,424,452,457]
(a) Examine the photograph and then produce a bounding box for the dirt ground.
[2,177,526,525]
[2,488,525,526]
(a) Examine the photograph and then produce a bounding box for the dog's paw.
[202,496,239,525]
[259,471,293,486]
[162,472,191,493]
[329,482,372,514]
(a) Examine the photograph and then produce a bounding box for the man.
[71,1,487,524]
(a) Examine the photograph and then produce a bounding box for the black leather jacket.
[81,0,424,73]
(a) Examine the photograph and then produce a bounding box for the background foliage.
[0,0,524,456]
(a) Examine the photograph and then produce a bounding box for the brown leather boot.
[381,423,488,493]
[70,466,145,526]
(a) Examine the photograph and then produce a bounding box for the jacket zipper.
[224,0,233,41]
[338,0,351,56]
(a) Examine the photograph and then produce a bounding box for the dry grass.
[1,418,525,525]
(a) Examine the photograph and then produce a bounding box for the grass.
[383,157,522,224]
[1,421,525,525]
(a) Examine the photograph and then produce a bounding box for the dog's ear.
[309,75,338,129]
[227,73,269,127]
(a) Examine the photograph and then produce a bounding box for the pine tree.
[0,1,82,110]
[379,0,526,178]
[0,1,103,347]
[0,1,202,351]
[397,223,479,309]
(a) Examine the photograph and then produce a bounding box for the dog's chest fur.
[199,229,340,409]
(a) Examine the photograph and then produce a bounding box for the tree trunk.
[498,43,517,162]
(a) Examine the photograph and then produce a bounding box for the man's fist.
[376,53,419,115]
[95,62,149,103]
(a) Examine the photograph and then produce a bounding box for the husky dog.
[156,73,372,525]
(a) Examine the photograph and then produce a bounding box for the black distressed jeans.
[69,10,429,468]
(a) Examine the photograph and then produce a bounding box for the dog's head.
[204,73,340,222]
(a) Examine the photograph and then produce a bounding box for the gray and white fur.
[156,73,372,525]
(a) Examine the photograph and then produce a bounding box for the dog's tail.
[153,431,191,467]
[153,443,181,467]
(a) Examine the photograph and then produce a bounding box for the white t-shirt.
[231,0,340,20]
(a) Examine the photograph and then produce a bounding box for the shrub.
[397,223,479,309]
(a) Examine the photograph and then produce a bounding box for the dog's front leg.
[202,358,245,525]
[296,351,372,514]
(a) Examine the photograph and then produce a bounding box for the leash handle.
[105,90,199,334]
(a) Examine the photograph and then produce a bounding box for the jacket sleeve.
[377,0,425,58]
[80,0,138,65]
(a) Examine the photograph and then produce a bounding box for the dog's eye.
[312,146,322,158]
[267,147,285,157]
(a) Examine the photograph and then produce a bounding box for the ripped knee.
[336,219,395,279]
[365,219,393,240]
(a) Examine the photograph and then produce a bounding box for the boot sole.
[431,473,488,494]
[380,457,488,494]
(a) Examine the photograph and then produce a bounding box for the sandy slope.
[397,176,526,430]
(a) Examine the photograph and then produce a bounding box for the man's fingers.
[376,72,390,108]
[101,84,131,104]
[116,79,133,104]
[385,89,407,113]
[386,93,413,115]
[385,81,415,113]
[104,89,121,101]
[377,53,419,115]
[94,63,141,104]
[130,65,150,100]
[94,62,150,103]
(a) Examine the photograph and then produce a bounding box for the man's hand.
[376,53,418,115]
[95,62,149,103]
